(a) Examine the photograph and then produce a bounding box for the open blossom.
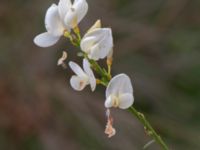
[69,59,96,91]
[34,0,88,47]
[105,74,134,109]
[80,20,113,61]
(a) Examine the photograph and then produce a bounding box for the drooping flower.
[105,109,116,138]
[80,20,113,61]
[57,51,68,66]
[105,74,134,109]
[34,0,88,47]
[57,51,68,69]
[69,58,96,91]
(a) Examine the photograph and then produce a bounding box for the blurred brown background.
[0,0,200,149]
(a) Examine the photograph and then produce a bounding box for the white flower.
[34,4,65,47]
[105,74,134,109]
[80,20,113,61]
[59,0,88,29]
[69,59,96,91]
[34,0,88,47]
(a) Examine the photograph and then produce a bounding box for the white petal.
[81,28,113,60]
[69,61,87,77]
[97,28,113,59]
[34,32,60,47]
[89,40,112,60]
[73,0,88,24]
[118,93,134,109]
[64,8,78,28]
[70,75,88,91]
[104,95,113,108]
[88,44,100,60]
[83,59,96,91]
[106,74,133,98]
[58,0,72,19]
[45,4,65,36]
[80,36,97,53]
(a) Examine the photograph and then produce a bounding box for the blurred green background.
[0,0,200,149]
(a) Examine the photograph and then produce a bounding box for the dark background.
[0,0,200,149]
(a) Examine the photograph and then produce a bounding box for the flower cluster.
[34,0,134,138]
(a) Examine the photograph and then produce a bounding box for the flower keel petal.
[70,75,88,91]
[105,96,113,108]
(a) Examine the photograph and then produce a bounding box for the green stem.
[129,106,169,150]
[89,59,106,76]
[90,59,110,79]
